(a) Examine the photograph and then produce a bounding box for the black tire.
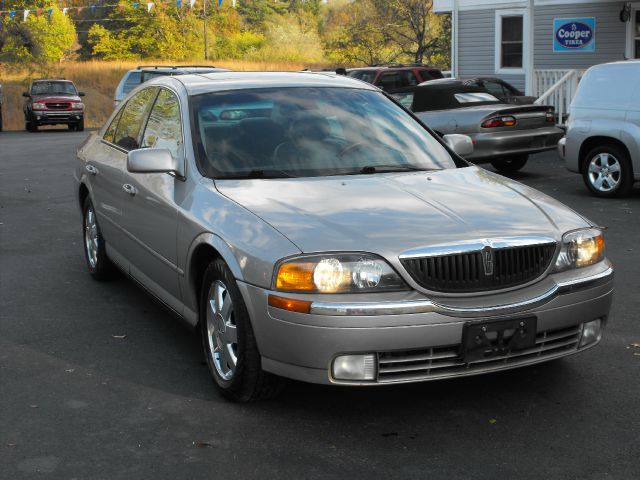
[0,109,3,132]
[582,144,634,198]
[26,120,37,132]
[491,155,528,173]
[200,259,285,402]
[82,197,114,280]
[68,123,76,131]
[77,118,85,131]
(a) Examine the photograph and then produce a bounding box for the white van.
[559,60,640,197]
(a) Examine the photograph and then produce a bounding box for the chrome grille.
[377,324,581,383]
[45,102,71,110]
[400,242,556,293]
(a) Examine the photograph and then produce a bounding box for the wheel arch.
[78,182,90,213]
[579,136,632,174]
[185,234,244,325]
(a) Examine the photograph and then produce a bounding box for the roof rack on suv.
[136,65,218,70]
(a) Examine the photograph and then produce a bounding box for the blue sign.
[553,18,596,52]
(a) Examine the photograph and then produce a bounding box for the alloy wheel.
[588,153,621,193]
[206,280,238,381]
[84,205,99,268]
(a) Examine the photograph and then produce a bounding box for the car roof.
[348,66,437,72]
[159,71,378,95]
[33,79,73,83]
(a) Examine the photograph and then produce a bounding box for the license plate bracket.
[461,317,537,363]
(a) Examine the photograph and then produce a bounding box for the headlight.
[32,102,46,110]
[554,228,604,271]
[275,254,407,293]
[71,102,84,110]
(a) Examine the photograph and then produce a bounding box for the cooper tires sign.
[553,18,596,53]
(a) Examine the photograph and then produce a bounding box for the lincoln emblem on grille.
[481,246,494,276]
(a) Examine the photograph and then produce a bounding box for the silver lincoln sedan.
[75,72,613,402]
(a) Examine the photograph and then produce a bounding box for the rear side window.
[420,69,443,81]
[347,70,377,84]
[141,89,183,159]
[122,71,142,95]
[114,87,158,151]
[103,108,124,143]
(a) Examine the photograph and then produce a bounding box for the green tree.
[25,10,77,63]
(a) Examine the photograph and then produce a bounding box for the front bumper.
[32,110,83,125]
[239,261,613,385]
[466,126,565,161]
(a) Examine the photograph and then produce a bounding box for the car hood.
[215,167,591,258]
[31,95,81,103]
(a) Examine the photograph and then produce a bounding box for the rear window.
[454,92,500,103]
[122,71,142,94]
[573,64,640,110]
[407,85,502,112]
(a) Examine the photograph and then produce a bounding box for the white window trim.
[495,8,528,75]
[625,2,640,59]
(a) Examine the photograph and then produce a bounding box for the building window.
[495,9,527,74]
[501,16,523,68]
[635,11,640,58]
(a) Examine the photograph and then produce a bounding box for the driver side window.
[114,87,158,151]
[141,89,183,159]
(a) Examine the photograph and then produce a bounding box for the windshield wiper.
[217,169,296,179]
[358,164,434,174]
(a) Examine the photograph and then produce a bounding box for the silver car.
[558,60,640,197]
[75,72,613,402]
[391,80,564,173]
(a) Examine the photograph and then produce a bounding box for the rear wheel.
[491,155,528,173]
[200,259,284,402]
[582,144,633,198]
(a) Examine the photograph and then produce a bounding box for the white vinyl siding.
[458,9,525,90]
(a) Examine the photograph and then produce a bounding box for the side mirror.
[443,134,474,157]
[127,148,183,177]
[78,92,86,97]
[22,92,30,97]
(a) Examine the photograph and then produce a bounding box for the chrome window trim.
[308,265,613,317]
[398,236,557,259]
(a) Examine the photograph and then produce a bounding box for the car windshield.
[31,81,77,96]
[191,87,458,179]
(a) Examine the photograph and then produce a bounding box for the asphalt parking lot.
[1,129,639,479]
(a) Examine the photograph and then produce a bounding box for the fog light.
[332,354,376,381]
[580,319,602,347]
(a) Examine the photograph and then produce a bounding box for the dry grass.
[0,59,314,131]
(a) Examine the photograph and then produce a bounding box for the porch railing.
[533,69,586,124]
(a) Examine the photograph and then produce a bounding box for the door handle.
[122,184,137,196]
[85,164,98,175]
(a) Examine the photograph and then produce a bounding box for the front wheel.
[82,197,114,280]
[76,118,85,132]
[491,155,528,173]
[582,144,633,198]
[200,259,284,402]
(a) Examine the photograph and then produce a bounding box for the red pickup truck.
[23,79,85,132]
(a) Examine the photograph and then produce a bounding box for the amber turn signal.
[268,295,312,314]
[275,262,315,291]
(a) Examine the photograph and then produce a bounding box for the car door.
[85,107,128,261]
[120,87,184,312]
[100,86,159,268]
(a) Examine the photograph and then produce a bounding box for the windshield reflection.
[191,87,457,179]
